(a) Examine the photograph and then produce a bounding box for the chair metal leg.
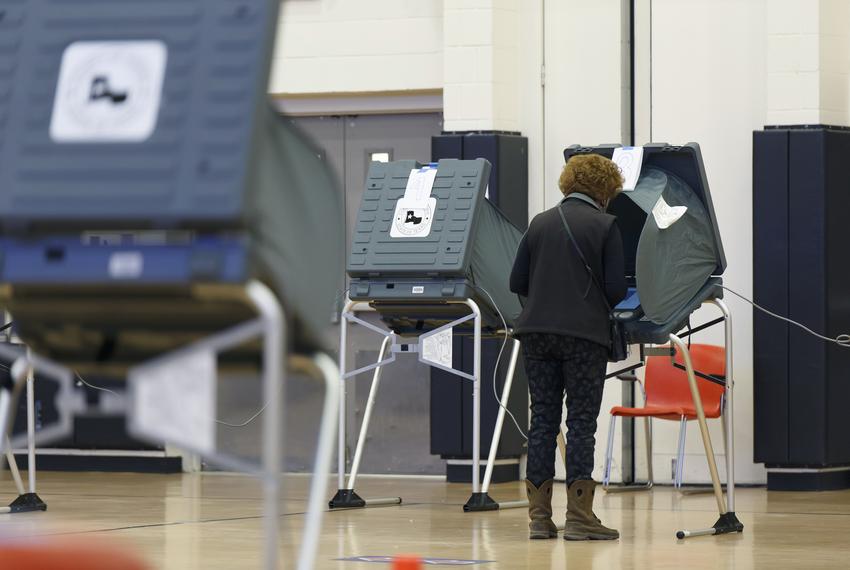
[556,427,567,472]
[721,405,729,488]
[603,415,655,493]
[675,416,687,489]
[643,416,654,489]
[603,415,617,488]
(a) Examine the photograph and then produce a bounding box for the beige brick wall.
[269,0,443,95]
[766,0,850,127]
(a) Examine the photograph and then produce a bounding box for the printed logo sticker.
[390,197,437,238]
[50,40,168,143]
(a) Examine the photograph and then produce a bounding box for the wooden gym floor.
[1,472,849,569]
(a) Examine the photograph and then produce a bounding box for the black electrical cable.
[471,285,528,441]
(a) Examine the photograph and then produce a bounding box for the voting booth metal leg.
[329,333,402,509]
[26,353,36,496]
[296,352,340,570]
[468,338,527,511]
[462,299,495,512]
[330,302,401,509]
[348,335,391,490]
[715,299,736,516]
[244,283,286,570]
[331,299,517,514]
[672,302,743,539]
[3,437,25,497]
[0,354,46,515]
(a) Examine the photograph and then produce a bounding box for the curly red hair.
[559,154,624,204]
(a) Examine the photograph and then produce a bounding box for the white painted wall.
[642,0,768,486]
[516,1,546,219]
[542,0,627,210]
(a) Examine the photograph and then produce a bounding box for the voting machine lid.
[564,143,726,325]
[349,158,493,277]
[347,158,524,331]
[0,0,280,231]
[563,143,727,276]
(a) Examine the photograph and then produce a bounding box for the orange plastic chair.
[603,344,726,490]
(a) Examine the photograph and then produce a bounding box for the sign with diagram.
[421,327,453,369]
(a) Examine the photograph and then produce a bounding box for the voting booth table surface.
[0,2,340,569]
[333,158,530,513]
[562,143,742,539]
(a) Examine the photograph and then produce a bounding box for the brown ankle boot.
[563,480,619,541]
[525,479,558,539]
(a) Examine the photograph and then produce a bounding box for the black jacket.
[509,193,628,347]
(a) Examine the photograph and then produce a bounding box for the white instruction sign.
[403,167,438,202]
[391,167,438,238]
[50,40,168,143]
[131,350,217,455]
[652,195,688,229]
[612,147,644,191]
[421,328,453,369]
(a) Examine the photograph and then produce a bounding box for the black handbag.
[557,204,629,362]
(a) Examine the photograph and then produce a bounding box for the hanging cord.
[471,285,529,441]
[75,371,268,428]
[214,403,268,428]
[77,286,354,428]
[75,372,121,399]
[719,285,850,347]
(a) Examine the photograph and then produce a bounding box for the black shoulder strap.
[557,204,613,313]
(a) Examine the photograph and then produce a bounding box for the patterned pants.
[522,333,608,487]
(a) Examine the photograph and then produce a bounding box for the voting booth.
[0,2,340,568]
[563,143,742,539]
[333,158,530,512]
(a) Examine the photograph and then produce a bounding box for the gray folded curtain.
[630,167,718,325]
[250,107,344,351]
[469,199,524,326]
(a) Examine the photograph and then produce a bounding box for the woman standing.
[510,154,627,541]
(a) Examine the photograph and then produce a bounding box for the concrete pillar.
[443,0,521,131]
